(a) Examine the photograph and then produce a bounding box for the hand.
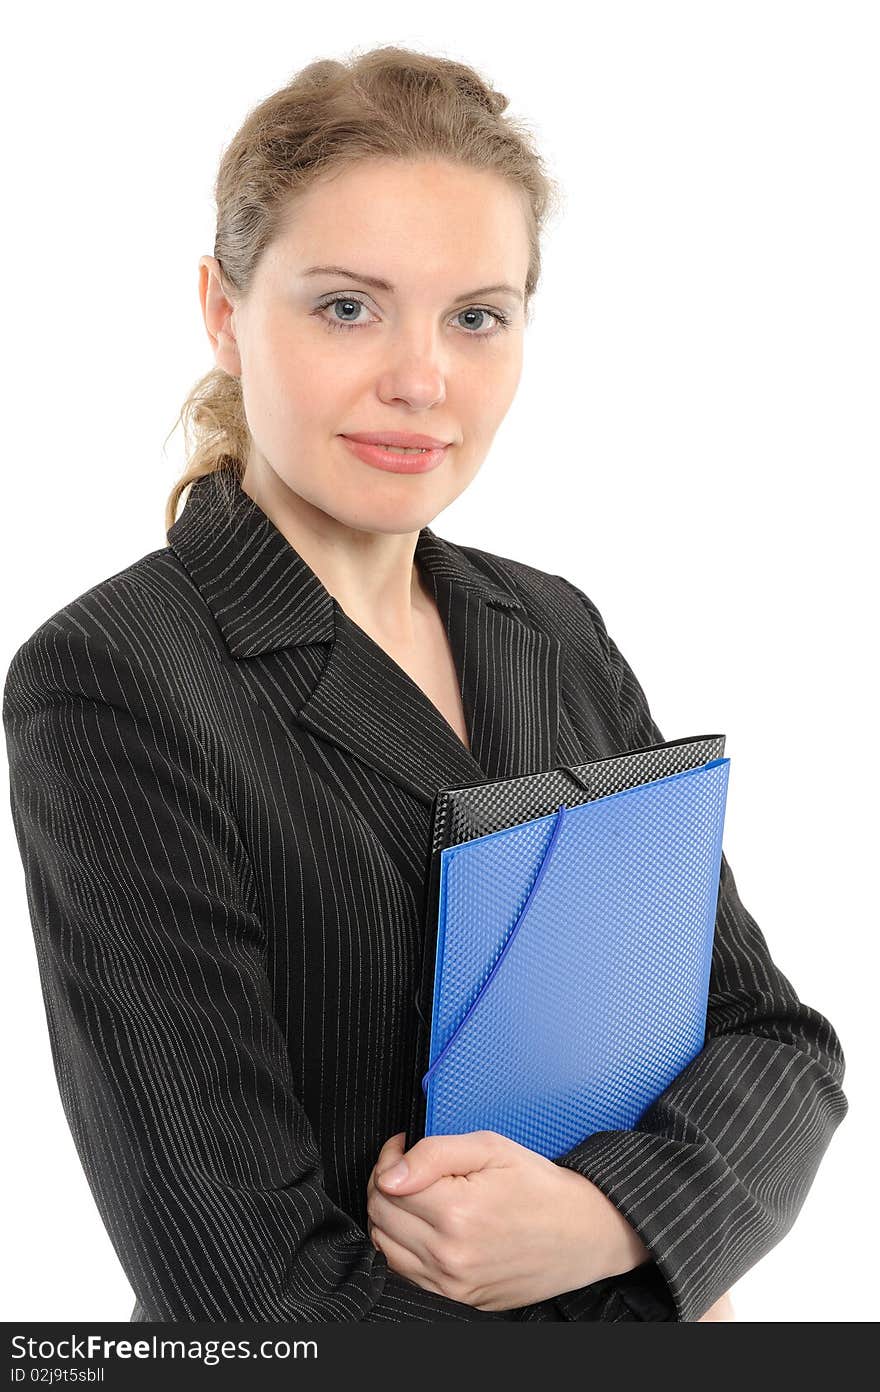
[366,1129,653,1312]
[697,1291,736,1321]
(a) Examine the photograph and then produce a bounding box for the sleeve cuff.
[552,1128,707,1322]
[555,1259,678,1321]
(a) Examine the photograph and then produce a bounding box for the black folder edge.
[405,734,726,1148]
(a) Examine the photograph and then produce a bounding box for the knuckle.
[443,1203,469,1240]
[437,1270,467,1303]
[435,1233,475,1285]
[432,1235,462,1280]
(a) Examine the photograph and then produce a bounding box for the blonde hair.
[163,44,562,534]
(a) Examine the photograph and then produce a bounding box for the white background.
[1,0,876,1323]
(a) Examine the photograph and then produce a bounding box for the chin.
[328,486,454,536]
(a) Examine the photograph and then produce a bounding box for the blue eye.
[313,294,511,340]
[319,296,370,330]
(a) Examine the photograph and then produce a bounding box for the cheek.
[457,356,521,431]
[464,336,522,394]
[498,343,524,402]
[284,337,368,426]
[245,338,335,439]
[244,306,325,410]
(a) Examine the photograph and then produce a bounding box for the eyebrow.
[300,264,524,303]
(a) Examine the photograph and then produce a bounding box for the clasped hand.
[366,1128,648,1311]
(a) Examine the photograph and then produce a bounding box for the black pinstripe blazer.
[3,464,848,1323]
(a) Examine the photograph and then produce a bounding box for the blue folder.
[418,755,730,1159]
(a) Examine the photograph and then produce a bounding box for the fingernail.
[379,1160,408,1187]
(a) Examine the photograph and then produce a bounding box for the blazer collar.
[167,463,561,802]
[166,463,525,658]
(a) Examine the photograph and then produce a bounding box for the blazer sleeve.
[2,620,515,1323]
[549,580,849,1323]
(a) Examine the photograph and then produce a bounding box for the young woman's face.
[201,158,530,537]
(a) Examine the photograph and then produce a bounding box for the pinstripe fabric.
[3,464,847,1322]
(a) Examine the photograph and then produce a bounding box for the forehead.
[267,159,530,282]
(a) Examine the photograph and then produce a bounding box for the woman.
[3,46,846,1323]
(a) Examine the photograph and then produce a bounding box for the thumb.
[377,1131,496,1194]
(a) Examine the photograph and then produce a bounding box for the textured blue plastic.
[422,757,730,1158]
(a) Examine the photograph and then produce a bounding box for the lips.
[338,435,450,475]
[341,431,451,449]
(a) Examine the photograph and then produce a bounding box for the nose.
[375,329,448,410]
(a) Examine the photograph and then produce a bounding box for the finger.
[369,1135,406,1196]
[368,1176,448,1244]
[367,1135,430,1214]
[377,1130,500,1194]
[374,1131,407,1175]
[370,1224,444,1297]
[371,1204,438,1269]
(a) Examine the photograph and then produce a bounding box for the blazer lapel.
[167,465,562,808]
